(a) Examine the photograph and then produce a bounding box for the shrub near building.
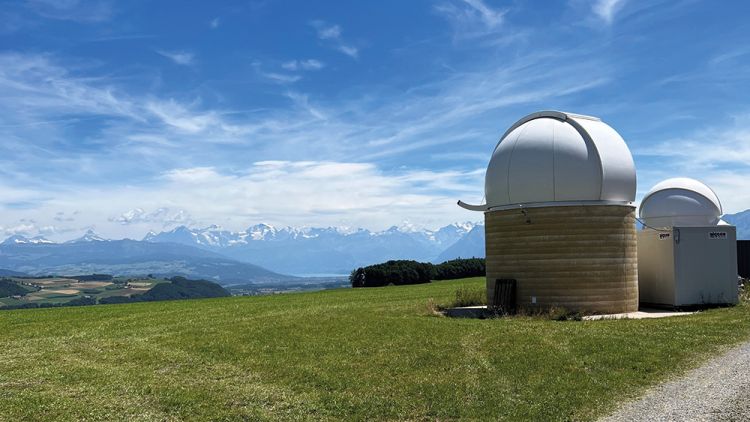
[350,258,485,287]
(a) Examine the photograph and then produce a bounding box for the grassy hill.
[0,276,229,309]
[1,278,750,420]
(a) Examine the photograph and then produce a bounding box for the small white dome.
[639,178,723,228]
[460,111,636,211]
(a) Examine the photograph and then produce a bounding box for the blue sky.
[1,0,749,240]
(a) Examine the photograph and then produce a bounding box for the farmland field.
[0,276,164,308]
[1,277,749,421]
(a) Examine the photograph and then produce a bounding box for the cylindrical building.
[459,111,639,313]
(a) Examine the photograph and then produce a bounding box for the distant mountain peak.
[133,221,486,273]
[29,235,55,244]
[246,223,278,240]
[68,229,107,243]
[722,209,750,239]
[2,234,29,245]
[396,221,421,233]
[2,234,54,245]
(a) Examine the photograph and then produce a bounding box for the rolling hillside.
[0,239,290,285]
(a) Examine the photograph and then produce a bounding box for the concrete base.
[582,308,696,321]
[444,306,697,320]
[444,306,491,318]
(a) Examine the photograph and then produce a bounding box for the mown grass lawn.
[1,277,749,421]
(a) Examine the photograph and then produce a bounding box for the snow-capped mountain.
[143,222,480,274]
[66,229,107,243]
[0,238,287,285]
[436,224,485,262]
[0,222,482,276]
[1,235,54,245]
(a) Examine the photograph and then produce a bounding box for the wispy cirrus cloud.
[110,207,193,228]
[25,0,115,23]
[434,0,507,39]
[259,71,302,84]
[0,161,484,240]
[633,113,750,212]
[310,21,359,58]
[592,0,628,24]
[155,49,195,66]
[252,61,302,84]
[0,40,614,239]
[282,59,324,71]
[0,47,612,175]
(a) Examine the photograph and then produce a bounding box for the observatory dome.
[460,111,636,211]
[639,177,723,228]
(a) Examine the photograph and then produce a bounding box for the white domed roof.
[639,177,723,228]
[459,111,636,211]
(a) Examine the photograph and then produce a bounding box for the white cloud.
[435,0,507,39]
[110,207,193,227]
[0,52,141,120]
[2,223,37,236]
[260,71,301,84]
[463,0,505,27]
[163,167,222,183]
[26,0,114,23]
[0,161,484,241]
[252,61,302,84]
[2,48,612,165]
[592,0,627,24]
[209,17,220,29]
[337,45,359,59]
[316,24,341,40]
[311,21,359,59]
[285,92,327,120]
[0,47,616,239]
[155,49,194,66]
[634,115,750,169]
[634,113,750,213]
[145,100,220,133]
[282,59,325,71]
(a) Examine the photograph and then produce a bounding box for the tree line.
[350,258,485,288]
[99,277,230,304]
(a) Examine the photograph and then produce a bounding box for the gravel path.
[601,341,750,421]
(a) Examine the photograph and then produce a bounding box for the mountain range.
[0,236,287,286]
[1,208,746,284]
[142,222,481,274]
[0,223,483,284]
[722,210,750,239]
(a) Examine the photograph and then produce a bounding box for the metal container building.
[638,178,738,307]
[460,111,639,313]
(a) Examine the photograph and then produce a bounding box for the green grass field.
[1,277,749,421]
